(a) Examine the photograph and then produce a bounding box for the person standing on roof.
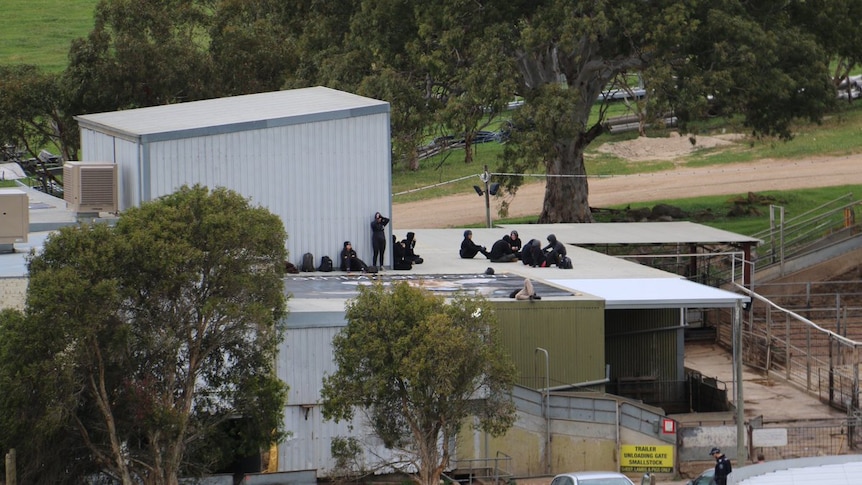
[370,211,389,270]
[710,447,732,485]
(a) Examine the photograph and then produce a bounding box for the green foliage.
[0,64,78,160]
[321,282,516,485]
[0,185,289,485]
[0,0,99,73]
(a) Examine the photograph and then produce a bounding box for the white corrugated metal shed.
[75,86,392,266]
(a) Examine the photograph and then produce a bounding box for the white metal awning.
[548,277,748,309]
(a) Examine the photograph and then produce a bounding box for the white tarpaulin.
[0,163,26,180]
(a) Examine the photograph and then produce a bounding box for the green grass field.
[2,0,99,72]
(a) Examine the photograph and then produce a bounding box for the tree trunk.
[538,139,592,223]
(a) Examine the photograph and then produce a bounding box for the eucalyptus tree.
[495,0,834,222]
[0,65,77,160]
[321,282,516,485]
[0,186,288,485]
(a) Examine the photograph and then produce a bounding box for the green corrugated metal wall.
[605,308,681,381]
[492,300,606,390]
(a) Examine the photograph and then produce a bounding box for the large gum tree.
[0,185,289,485]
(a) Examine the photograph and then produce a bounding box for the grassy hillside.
[2,0,99,72]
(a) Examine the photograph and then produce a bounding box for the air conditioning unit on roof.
[0,188,28,244]
[63,162,118,213]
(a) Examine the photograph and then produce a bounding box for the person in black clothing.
[542,233,567,267]
[503,230,522,256]
[518,239,542,267]
[340,241,368,272]
[710,447,732,485]
[460,230,490,259]
[370,211,390,270]
[392,235,413,270]
[402,231,422,264]
[488,235,518,262]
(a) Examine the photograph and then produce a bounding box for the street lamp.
[472,165,499,228]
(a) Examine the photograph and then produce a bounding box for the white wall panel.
[79,129,142,211]
[279,326,340,404]
[142,112,391,265]
[278,324,404,475]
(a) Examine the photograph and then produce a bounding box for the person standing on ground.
[710,447,732,485]
[370,211,389,270]
[460,230,490,259]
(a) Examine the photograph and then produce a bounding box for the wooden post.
[6,448,17,485]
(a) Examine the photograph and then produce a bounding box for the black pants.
[372,234,386,267]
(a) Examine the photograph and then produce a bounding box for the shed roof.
[502,222,760,245]
[1,192,749,312]
[74,86,390,142]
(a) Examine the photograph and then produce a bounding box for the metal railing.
[450,452,513,485]
[752,194,861,270]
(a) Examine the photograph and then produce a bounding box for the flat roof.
[501,222,761,245]
[74,86,390,142]
[1,197,748,311]
[547,278,744,309]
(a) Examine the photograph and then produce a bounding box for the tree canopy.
[0,185,288,485]
[3,0,859,221]
[321,282,516,485]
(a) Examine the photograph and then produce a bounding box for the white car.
[686,468,715,485]
[550,471,636,485]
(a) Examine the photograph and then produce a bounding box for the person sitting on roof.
[542,234,567,267]
[489,234,518,262]
[503,230,522,256]
[402,231,423,264]
[460,230,490,259]
[520,239,544,267]
[340,241,368,272]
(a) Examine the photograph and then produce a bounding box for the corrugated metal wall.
[79,128,143,210]
[493,300,606,390]
[604,308,683,382]
[82,112,392,267]
[277,317,403,474]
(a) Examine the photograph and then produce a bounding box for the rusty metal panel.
[493,300,606,390]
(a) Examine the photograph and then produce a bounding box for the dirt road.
[393,154,862,229]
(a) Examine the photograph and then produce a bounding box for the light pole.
[535,347,551,475]
[480,165,491,228]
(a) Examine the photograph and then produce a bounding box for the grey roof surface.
[1,195,748,312]
[500,222,761,245]
[74,86,389,141]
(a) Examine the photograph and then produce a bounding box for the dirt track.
[392,154,862,229]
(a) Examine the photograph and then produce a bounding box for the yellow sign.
[620,444,674,473]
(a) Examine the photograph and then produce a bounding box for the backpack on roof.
[318,255,333,272]
[301,252,315,272]
[559,256,573,269]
